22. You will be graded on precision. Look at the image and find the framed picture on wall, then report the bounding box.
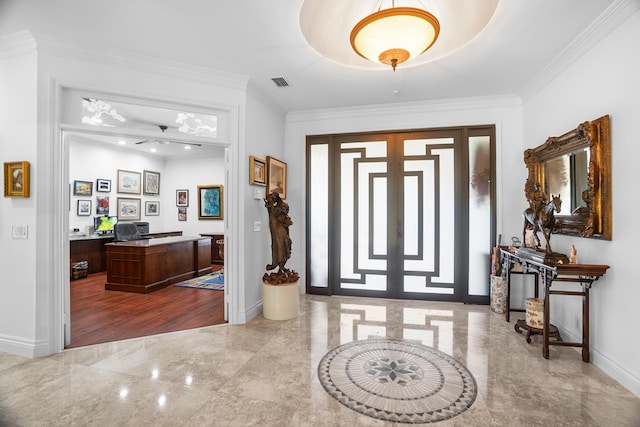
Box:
[249,156,266,186]
[77,200,91,216]
[73,180,93,196]
[143,170,160,195]
[4,161,30,198]
[96,178,111,193]
[117,197,141,220]
[178,207,187,221]
[198,185,223,220]
[96,195,109,215]
[176,189,189,207]
[145,201,160,216]
[266,156,286,199]
[117,170,141,194]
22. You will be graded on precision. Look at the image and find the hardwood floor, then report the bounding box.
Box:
[66,266,225,349]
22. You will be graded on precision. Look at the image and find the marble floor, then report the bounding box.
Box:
[1,294,639,426]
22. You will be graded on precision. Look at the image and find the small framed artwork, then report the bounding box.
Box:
[96,195,110,215]
[4,161,30,198]
[176,189,189,207]
[266,156,287,199]
[117,169,141,194]
[145,201,160,216]
[143,170,161,196]
[178,207,187,221]
[117,197,141,221]
[198,185,223,220]
[249,156,266,186]
[77,199,92,216]
[96,178,111,193]
[73,180,93,196]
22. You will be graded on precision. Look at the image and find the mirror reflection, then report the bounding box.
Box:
[544,147,590,214]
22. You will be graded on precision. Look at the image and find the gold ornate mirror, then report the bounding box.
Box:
[524,115,611,240]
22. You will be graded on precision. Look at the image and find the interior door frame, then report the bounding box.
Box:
[306,125,496,303]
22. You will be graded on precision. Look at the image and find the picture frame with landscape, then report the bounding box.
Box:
[117,170,141,194]
[198,185,223,220]
[266,156,286,199]
[117,197,141,221]
[73,180,93,196]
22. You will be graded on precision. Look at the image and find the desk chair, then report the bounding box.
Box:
[114,222,141,242]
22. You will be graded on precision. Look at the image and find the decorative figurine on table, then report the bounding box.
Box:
[520,186,569,264]
[569,245,578,264]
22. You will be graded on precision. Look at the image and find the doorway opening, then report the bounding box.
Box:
[60,92,232,349]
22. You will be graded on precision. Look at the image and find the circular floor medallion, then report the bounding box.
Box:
[318,339,477,424]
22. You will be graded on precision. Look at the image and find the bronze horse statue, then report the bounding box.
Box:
[522,194,561,253]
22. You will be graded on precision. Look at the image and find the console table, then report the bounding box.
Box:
[105,236,211,293]
[500,248,609,362]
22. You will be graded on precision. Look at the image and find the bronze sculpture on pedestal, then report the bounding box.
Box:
[263,191,299,284]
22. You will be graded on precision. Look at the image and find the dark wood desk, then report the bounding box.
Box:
[70,231,183,275]
[105,236,211,293]
[501,248,609,362]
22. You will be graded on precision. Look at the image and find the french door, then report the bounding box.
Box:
[306,126,495,303]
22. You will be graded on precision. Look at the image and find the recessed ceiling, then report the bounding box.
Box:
[300,0,500,70]
[0,0,624,111]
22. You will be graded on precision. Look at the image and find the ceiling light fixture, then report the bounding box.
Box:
[350,1,440,71]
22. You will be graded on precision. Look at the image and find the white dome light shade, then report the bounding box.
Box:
[350,8,440,71]
[300,0,500,70]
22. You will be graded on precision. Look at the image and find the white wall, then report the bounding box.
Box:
[521,9,640,396]
[242,81,287,319]
[163,156,226,236]
[0,43,39,357]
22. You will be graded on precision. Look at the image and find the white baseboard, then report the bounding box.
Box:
[0,333,49,358]
[557,325,640,398]
[242,300,263,324]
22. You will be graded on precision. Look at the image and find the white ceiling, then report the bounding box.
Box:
[0,0,621,115]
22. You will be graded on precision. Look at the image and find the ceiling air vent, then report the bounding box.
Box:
[271,77,290,87]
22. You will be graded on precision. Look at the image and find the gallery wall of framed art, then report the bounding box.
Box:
[68,139,227,236]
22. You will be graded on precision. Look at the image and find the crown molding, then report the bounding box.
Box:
[286,94,521,123]
[1,30,249,92]
[0,30,37,59]
[519,0,639,103]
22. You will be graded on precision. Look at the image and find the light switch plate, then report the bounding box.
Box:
[12,224,28,239]
[254,189,263,200]
[254,221,261,232]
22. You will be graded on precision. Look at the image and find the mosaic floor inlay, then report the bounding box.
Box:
[317,338,477,424]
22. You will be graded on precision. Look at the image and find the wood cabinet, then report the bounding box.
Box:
[200,233,224,264]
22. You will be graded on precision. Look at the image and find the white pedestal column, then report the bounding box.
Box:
[262,280,299,320]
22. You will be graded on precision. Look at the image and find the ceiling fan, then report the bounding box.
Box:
[135,125,202,147]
